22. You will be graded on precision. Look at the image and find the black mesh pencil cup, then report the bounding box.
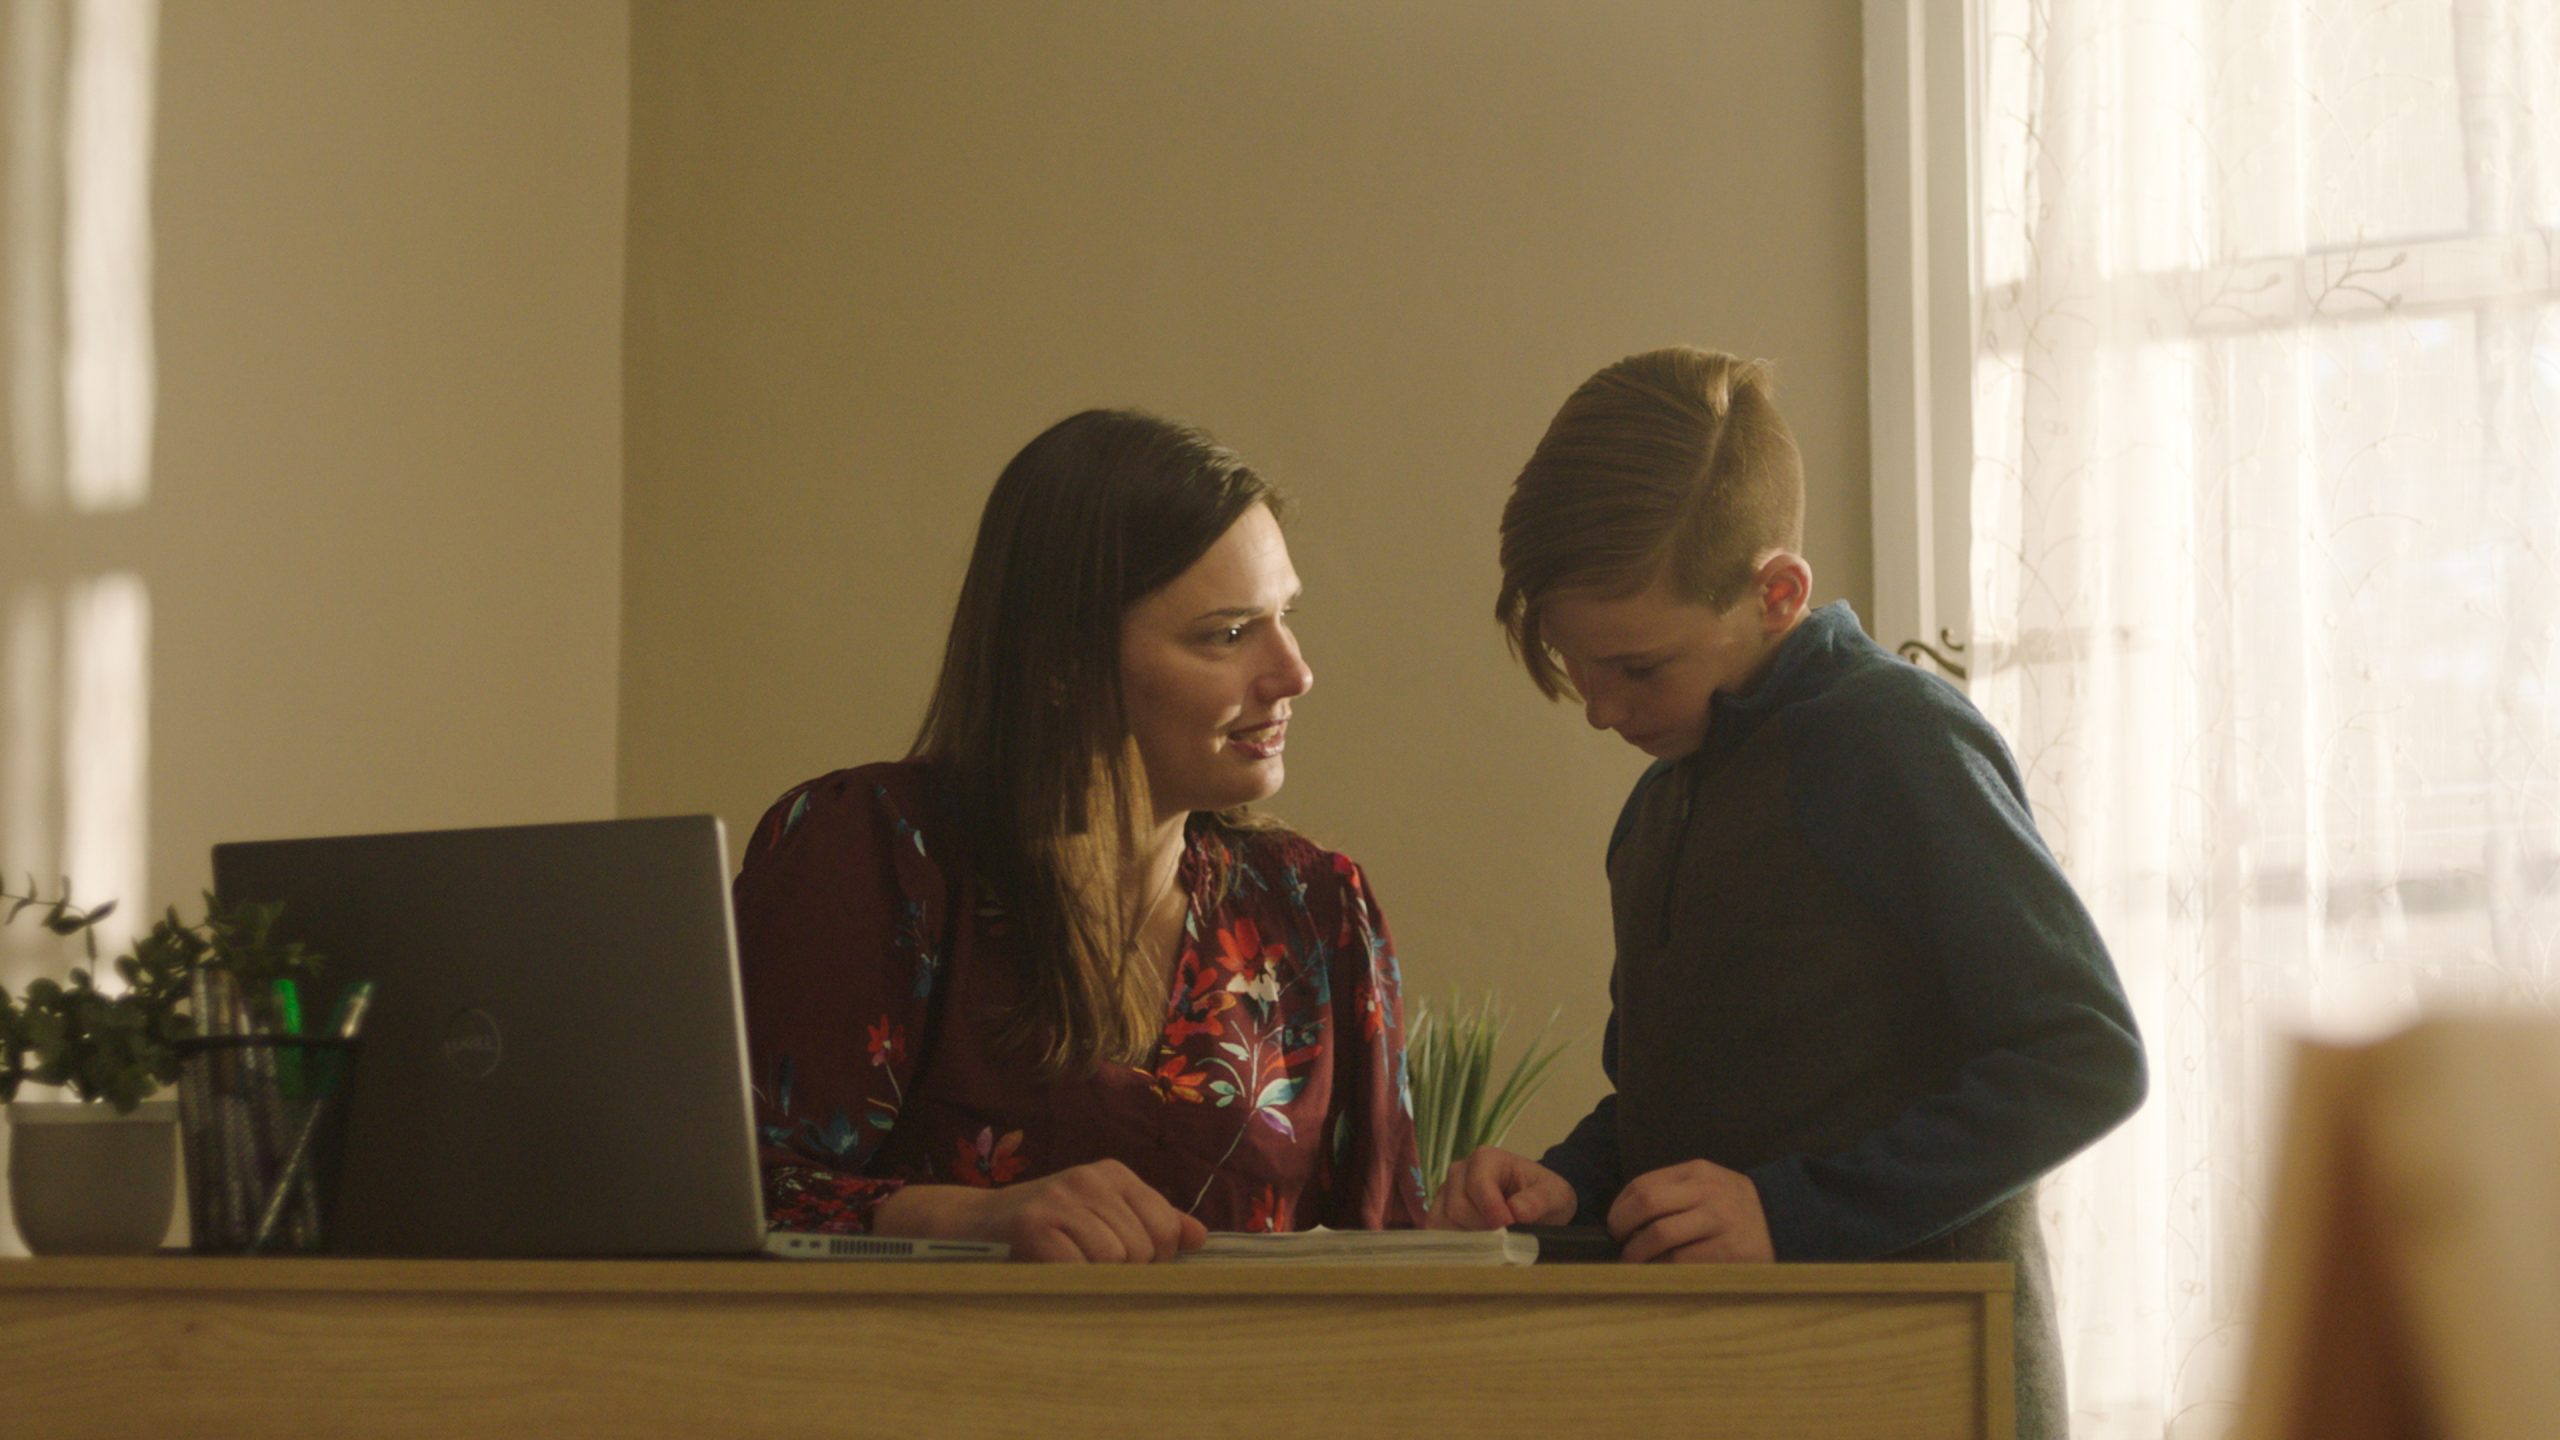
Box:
[174,1033,360,1254]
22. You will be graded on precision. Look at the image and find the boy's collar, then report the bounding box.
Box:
[1713,601,1865,716]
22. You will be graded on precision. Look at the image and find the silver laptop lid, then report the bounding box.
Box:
[211,815,764,1257]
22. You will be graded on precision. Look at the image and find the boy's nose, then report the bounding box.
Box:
[1583,690,1626,732]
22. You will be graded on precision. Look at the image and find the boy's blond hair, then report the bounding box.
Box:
[1495,346,1806,699]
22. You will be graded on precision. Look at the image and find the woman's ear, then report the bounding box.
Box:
[1753,552,1813,631]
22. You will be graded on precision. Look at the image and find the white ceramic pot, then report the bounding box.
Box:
[5,1098,179,1255]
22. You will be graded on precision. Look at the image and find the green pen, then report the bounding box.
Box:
[272,978,305,1098]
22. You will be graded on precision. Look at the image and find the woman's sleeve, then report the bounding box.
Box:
[1313,854,1427,1229]
[732,773,948,1234]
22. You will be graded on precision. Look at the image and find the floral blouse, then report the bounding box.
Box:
[736,761,1426,1235]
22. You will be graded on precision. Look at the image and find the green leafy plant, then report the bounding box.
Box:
[1,876,325,1112]
[1408,988,1571,1208]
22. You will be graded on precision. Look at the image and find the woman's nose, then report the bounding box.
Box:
[1259,626,1314,702]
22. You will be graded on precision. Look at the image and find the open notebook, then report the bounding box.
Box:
[1184,1225,1535,1265]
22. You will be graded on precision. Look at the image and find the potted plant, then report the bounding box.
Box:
[1,876,323,1254]
[1407,988,1572,1210]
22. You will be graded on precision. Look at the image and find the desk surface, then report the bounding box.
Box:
[0,1258,2015,1439]
[0,1252,2012,1294]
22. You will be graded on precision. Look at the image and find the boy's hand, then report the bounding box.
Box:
[1607,1158,1775,1263]
[1424,1145,1578,1230]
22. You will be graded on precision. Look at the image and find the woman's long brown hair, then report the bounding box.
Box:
[912,409,1280,1076]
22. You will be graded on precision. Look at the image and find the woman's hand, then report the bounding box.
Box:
[874,1161,1208,1263]
[1424,1144,1578,1229]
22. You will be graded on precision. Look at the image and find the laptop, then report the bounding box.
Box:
[210,816,1005,1260]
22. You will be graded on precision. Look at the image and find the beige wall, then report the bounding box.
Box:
[1,0,631,921]
[146,0,630,852]
[621,1,1870,1149]
[0,1,627,1246]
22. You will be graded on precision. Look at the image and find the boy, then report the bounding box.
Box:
[1433,347,2145,1438]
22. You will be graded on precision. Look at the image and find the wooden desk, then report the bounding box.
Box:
[0,1257,2013,1438]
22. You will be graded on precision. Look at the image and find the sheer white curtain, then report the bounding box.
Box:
[1962,1,2560,1435]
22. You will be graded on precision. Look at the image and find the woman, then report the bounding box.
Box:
[738,409,1425,1262]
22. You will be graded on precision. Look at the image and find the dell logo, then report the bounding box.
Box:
[443,1008,504,1078]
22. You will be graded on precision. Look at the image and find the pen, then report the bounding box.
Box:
[179,963,219,1246]
[272,978,305,1099]
[209,971,256,1247]
[248,981,374,1253]
[314,981,372,1097]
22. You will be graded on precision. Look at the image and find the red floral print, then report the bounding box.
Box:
[1247,1184,1294,1234]
[954,1127,1028,1187]
[865,1016,907,1069]
[1147,1053,1210,1104]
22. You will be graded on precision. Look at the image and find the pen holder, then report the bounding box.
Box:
[173,1034,360,1254]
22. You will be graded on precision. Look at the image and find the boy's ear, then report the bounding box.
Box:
[1753,552,1813,632]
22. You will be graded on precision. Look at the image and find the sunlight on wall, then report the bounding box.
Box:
[5,0,62,511]
[3,0,158,974]
[0,0,162,1260]
[2,589,55,947]
[60,0,150,510]
[59,575,145,953]
[0,580,147,961]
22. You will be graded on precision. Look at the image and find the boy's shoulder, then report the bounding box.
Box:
[1781,639,2024,808]
[1747,604,1986,745]
[1793,633,1987,742]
